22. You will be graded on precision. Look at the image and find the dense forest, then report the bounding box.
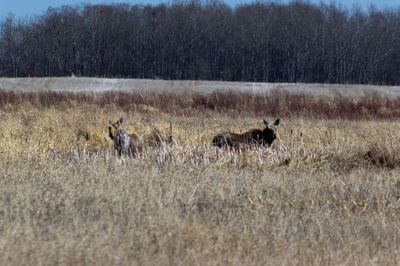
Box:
[0,0,399,84]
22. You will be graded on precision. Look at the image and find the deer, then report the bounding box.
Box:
[212,118,280,149]
[108,117,143,157]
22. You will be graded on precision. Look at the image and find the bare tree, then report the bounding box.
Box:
[0,0,399,85]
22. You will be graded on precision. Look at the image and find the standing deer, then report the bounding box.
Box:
[108,117,143,156]
[212,118,280,149]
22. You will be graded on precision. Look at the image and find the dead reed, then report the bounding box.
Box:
[2,89,400,119]
[1,90,400,265]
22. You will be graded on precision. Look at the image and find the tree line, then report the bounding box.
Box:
[1,0,399,85]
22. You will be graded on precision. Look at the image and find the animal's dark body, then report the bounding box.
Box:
[212,119,280,149]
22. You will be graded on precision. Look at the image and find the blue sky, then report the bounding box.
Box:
[1,0,399,19]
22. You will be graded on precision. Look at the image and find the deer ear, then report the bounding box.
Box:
[108,120,112,126]
[118,117,123,125]
[263,119,269,127]
[273,118,280,126]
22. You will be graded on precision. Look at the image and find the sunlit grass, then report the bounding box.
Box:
[1,91,400,265]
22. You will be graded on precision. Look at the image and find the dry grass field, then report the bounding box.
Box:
[1,89,400,265]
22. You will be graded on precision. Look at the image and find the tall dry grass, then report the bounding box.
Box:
[1,90,400,265]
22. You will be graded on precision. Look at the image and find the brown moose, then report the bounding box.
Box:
[212,118,280,149]
[108,117,143,156]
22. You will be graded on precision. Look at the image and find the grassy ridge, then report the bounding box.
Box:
[1,90,400,265]
[2,89,400,119]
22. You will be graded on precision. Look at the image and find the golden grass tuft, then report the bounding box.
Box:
[141,122,173,147]
[76,126,112,153]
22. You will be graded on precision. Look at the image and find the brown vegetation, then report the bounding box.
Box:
[3,89,400,120]
[1,89,400,265]
[148,122,173,147]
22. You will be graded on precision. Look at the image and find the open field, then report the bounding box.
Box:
[1,89,400,265]
[2,77,400,97]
